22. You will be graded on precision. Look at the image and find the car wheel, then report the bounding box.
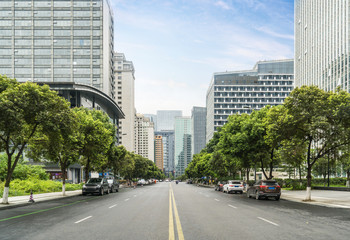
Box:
[82,193,86,196]
[116,188,119,192]
[255,191,260,200]
[240,191,243,194]
[100,188,104,196]
[107,188,110,194]
[275,196,280,201]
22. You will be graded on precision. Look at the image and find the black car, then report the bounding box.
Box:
[82,178,110,195]
[107,179,119,193]
[246,180,281,200]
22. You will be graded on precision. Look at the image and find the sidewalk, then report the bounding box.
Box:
[281,190,350,209]
[0,190,82,210]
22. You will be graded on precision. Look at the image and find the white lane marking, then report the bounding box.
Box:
[133,195,137,197]
[228,204,237,209]
[75,216,92,224]
[125,198,130,201]
[257,217,279,226]
[214,199,220,202]
[205,195,209,197]
[109,204,117,209]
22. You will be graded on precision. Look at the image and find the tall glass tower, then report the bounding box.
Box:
[295,0,350,91]
[174,117,192,177]
[156,110,182,131]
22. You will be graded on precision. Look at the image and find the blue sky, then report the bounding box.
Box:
[110,0,294,116]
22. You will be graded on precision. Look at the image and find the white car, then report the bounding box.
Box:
[223,180,244,194]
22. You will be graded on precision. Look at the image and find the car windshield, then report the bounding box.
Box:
[87,178,102,184]
[262,181,277,186]
[231,181,241,184]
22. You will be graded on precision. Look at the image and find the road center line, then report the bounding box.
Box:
[169,188,175,240]
[257,217,279,226]
[134,195,137,197]
[228,204,237,209]
[171,188,185,240]
[109,204,117,209]
[75,216,92,224]
[125,198,130,201]
[214,199,220,202]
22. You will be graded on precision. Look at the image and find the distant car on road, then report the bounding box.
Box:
[187,179,193,184]
[246,180,281,200]
[223,180,244,194]
[107,179,119,193]
[138,179,146,185]
[215,181,226,191]
[82,178,110,196]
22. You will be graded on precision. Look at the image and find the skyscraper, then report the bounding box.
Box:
[206,59,294,142]
[191,107,207,155]
[295,0,349,91]
[114,53,135,152]
[156,110,182,131]
[174,117,192,177]
[135,114,155,162]
[155,130,175,177]
[154,135,164,171]
[0,0,123,123]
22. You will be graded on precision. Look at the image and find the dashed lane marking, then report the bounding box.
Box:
[214,199,220,202]
[228,204,237,209]
[125,198,130,202]
[75,216,92,224]
[257,217,279,226]
[109,204,117,209]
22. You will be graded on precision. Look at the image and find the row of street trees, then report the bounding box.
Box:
[186,86,350,200]
[0,75,164,204]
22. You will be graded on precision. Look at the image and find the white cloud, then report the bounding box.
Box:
[255,26,294,40]
[215,1,233,10]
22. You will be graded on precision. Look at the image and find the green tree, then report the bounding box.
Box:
[73,108,114,182]
[27,107,80,195]
[268,86,350,200]
[0,80,72,204]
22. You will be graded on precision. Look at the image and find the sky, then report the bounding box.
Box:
[110,0,295,116]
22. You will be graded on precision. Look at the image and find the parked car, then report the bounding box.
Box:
[82,178,110,196]
[215,181,226,191]
[223,180,244,194]
[246,180,281,200]
[107,179,119,193]
[138,179,146,185]
[187,179,193,184]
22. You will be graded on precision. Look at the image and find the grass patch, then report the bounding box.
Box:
[0,178,83,197]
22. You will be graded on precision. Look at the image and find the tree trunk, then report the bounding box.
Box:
[260,158,268,180]
[246,168,250,191]
[2,187,9,204]
[305,165,312,201]
[346,169,350,188]
[84,159,90,182]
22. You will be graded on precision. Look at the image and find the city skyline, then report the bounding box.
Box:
[112,0,294,115]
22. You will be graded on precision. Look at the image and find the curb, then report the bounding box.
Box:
[0,192,82,211]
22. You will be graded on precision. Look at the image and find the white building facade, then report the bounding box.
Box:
[206,60,294,142]
[114,52,135,152]
[135,114,155,162]
[295,0,350,91]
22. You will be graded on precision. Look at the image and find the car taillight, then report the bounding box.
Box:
[259,185,266,189]
[276,185,281,188]
[229,185,233,187]
[240,185,243,187]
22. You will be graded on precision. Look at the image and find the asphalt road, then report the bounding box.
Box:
[0,183,350,240]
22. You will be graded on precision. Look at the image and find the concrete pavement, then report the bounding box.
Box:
[2,187,350,210]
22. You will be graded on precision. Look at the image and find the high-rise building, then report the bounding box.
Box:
[0,0,123,121]
[206,59,294,142]
[114,53,135,152]
[135,114,155,162]
[156,110,182,131]
[155,130,175,177]
[154,135,164,171]
[174,117,192,177]
[191,107,207,155]
[295,0,349,91]
[144,114,157,132]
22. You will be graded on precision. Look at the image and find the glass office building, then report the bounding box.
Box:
[155,131,175,177]
[191,107,206,155]
[156,110,182,131]
[0,0,115,99]
[206,59,294,142]
[295,0,350,91]
[174,117,192,177]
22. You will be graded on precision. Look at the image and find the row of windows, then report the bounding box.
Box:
[0,49,102,55]
[214,100,282,107]
[0,29,102,36]
[214,86,293,91]
[214,92,289,97]
[1,1,102,8]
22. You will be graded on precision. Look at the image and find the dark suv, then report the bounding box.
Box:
[82,178,110,196]
[246,180,281,200]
